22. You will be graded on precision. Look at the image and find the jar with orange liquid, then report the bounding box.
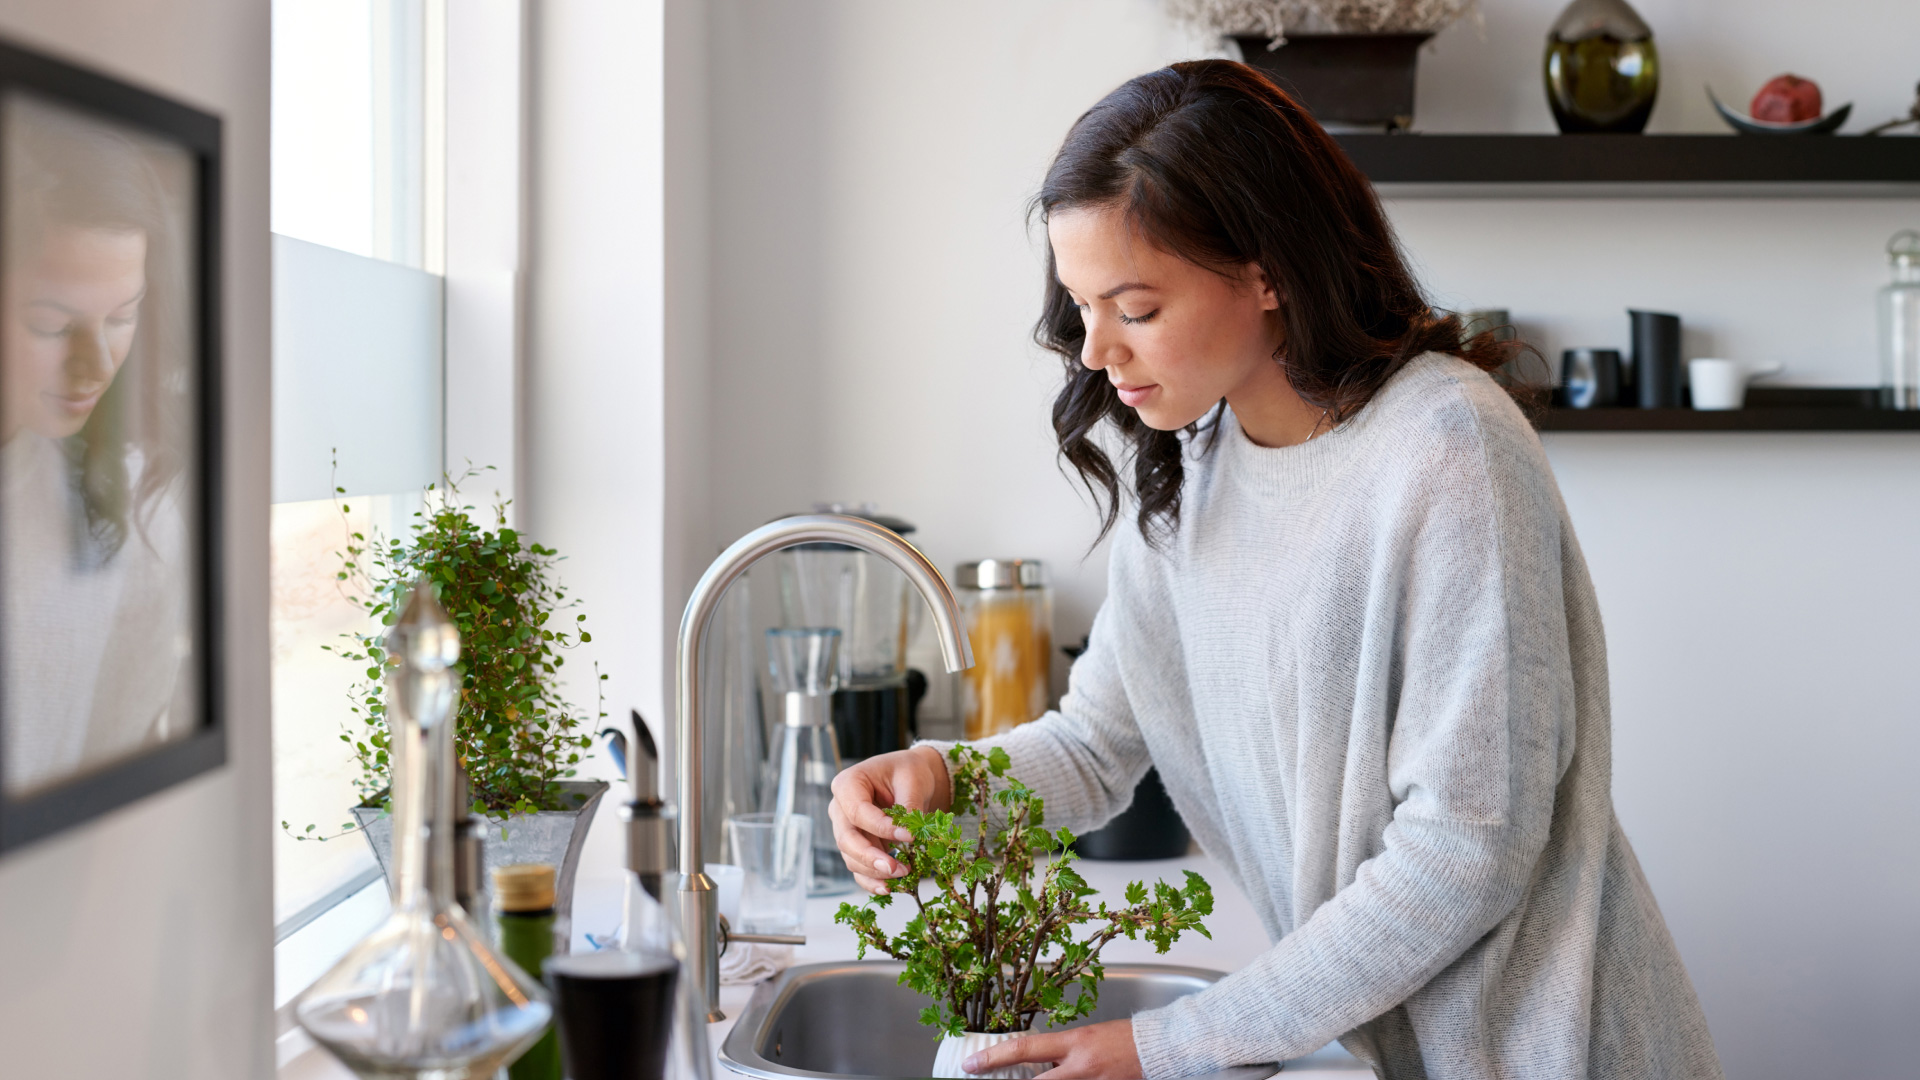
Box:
[954,559,1052,740]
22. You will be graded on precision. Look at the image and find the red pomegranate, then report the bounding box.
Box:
[1750,74,1823,123]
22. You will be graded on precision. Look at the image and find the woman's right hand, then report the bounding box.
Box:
[828,743,953,895]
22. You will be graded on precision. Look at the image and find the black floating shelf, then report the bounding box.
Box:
[1332,134,1920,197]
[1539,387,1920,431]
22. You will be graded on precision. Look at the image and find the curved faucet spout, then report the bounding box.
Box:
[674,513,973,1018]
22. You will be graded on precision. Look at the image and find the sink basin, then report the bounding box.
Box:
[718,961,1278,1079]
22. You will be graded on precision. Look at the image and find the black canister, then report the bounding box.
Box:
[1630,309,1683,408]
[1073,768,1191,861]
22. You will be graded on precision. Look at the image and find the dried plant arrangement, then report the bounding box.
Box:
[835,745,1214,1037]
[1166,0,1477,39]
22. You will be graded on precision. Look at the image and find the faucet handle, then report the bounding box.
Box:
[766,627,841,696]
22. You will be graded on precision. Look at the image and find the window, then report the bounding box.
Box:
[270,5,524,1043]
[269,0,445,953]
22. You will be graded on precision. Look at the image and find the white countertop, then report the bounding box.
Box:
[284,852,1369,1078]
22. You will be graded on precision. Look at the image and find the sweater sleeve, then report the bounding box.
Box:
[918,596,1154,836]
[1131,406,1577,1074]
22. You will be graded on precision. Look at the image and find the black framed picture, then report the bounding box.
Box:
[0,39,223,853]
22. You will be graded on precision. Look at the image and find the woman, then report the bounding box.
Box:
[1,96,196,796]
[829,62,1722,1079]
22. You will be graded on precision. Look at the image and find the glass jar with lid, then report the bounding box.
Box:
[1880,229,1920,409]
[954,559,1052,740]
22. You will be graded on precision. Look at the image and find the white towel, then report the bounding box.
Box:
[719,940,792,985]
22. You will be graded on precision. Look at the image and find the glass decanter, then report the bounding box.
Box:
[762,627,854,895]
[296,583,552,1079]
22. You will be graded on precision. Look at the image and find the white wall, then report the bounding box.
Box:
[524,0,668,887]
[0,4,274,1079]
[524,0,720,889]
[1545,434,1920,1080]
[699,1,1920,1077]
[705,0,1220,688]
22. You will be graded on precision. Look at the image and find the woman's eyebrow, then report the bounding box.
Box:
[1098,282,1152,300]
[26,285,147,316]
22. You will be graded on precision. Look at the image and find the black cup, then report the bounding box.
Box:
[1562,349,1622,408]
[545,950,679,1080]
[1629,310,1683,408]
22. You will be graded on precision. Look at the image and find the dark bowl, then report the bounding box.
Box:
[1708,87,1851,135]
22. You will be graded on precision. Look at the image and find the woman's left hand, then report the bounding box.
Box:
[962,1019,1141,1079]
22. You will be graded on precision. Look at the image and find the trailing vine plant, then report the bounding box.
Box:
[281,466,602,841]
[835,745,1213,1037]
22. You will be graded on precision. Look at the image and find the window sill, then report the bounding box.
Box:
[273,870,390,1073]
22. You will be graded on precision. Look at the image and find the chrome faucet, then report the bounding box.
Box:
[674,514,974,1021]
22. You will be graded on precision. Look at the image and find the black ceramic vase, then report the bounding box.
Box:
[1074,769,1190,861]
[1544,0,1659,133]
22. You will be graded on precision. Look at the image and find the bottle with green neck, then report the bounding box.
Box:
[495,863,563,1080]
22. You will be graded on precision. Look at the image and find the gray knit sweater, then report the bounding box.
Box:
[941,355,1722,1079]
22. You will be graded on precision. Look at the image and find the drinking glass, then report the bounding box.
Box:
[726,812,811,933]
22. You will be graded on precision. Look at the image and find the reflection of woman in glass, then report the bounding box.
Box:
[2,98,196,795]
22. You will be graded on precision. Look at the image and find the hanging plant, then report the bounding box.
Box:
[835,745,1213,1037]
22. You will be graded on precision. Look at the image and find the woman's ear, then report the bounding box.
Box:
[1248,262,1283,311]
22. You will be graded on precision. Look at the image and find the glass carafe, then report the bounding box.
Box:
[296,584,551,1079]
[612,872,708,1080]
[777,504,919,761]
[762,627,855,895]
[1880,229,1920,409]
[698,577,763,864]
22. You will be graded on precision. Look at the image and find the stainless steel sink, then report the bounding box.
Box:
[718,961,1279,1079]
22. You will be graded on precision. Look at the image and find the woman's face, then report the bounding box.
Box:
[2,224,147,442]
[1048,203,1284,432]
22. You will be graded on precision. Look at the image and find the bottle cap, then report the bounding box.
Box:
[492,863,556,912]
[955,558,1046,590]
[1890,229,1920,269]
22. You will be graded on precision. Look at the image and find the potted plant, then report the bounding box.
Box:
[835,746,1213,1079]
[1166,0,1479,131]
[286,470,606,919]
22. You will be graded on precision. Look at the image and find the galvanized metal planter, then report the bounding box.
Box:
[353,779,609,922]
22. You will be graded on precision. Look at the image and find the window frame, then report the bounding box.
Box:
[269,0,524,983]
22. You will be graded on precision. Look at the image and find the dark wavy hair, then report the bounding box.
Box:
[1034,60,1526,544]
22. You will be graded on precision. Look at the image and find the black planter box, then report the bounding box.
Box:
[1234,33,1432,130]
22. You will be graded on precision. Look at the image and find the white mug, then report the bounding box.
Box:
[1688,358,1783,410]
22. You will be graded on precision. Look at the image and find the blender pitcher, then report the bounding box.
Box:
[775,504,924,762]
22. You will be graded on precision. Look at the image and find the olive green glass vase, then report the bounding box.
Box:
[1544,0,1658,133]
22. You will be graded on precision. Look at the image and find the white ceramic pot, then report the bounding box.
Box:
[930,1030,1051,1079]
[1688,358,1784,410]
